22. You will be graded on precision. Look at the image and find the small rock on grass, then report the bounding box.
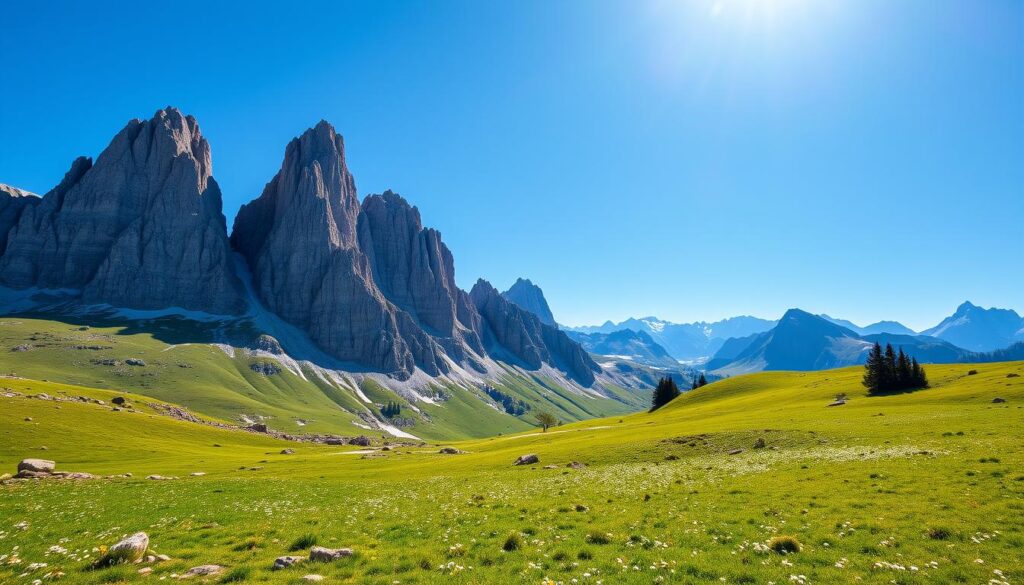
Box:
[309,546,353,562]
[513,453,539,466]
[302,576,325,582]
[728,448,743,455]
[95,532,149,567]
[273,555,304,570]
[181,565,223,578]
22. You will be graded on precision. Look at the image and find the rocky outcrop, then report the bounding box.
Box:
[471,279,599,385]
[358,191,485,363]
[502,277,557,327]
[0,108,245,314]
[0,184,39,255]
[231,121,425,378]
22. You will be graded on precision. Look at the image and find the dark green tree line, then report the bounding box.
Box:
[650,376,681,411]
[863,342,928,394]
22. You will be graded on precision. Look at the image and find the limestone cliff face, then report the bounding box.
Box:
[0,108,244,314]
[471,279,599,386]
[231,121,422,377]
[2,110,600,385]
[358,190,485,364]
[0,184,39,255]
[502,277,557,327]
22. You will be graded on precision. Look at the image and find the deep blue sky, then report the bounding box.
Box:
[2,1,1021,330]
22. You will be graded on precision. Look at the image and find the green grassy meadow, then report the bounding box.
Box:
[0,316,645,442]
[1,360,1022,583]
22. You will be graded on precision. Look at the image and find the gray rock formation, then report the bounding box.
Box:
[0,184,39,255]
[231,121,426,378]
[471,279,599,385]
[0,108,245,314]
[502,277,557,327]
[358,190,485,364]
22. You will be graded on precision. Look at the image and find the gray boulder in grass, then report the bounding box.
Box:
[17,459,55,473]
[309,546,353,562]
[513,453,539,466]
[96,532,149,566]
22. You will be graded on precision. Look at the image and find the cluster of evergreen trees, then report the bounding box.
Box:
[862,343,928,394]
[691,373,708,390]
[650,376,681,411]
[380,401,402,418]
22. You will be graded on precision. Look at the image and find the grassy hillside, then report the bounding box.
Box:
[0,315,647,441]
[1,361,1021,583]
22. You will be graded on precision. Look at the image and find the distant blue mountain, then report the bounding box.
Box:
[711,309,970,376]
[566,329,679,368]
[819,315,916,336]
[565,315,776,361]
[921,301,1024,352]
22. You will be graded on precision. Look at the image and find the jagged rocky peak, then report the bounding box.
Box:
[471,278,599,386]
[232,122,457,379]
[358,190,485,360]
[233,120,360,257]
[0,184,40,255]
[0,107,245,314]
[502,277,557,327]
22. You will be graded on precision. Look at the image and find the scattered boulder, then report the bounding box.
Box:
[302,576,325,582]
[992,397,1007,403]
[309,546,353,562]
[11,344,32,352]
[325,438,345,445]
[58,472,94,480]
[18,459,55,473]
[181,565,223,578]
[753,437,767,449]
[513,453,539,466]
[543,464,559,469]
[349,435,371,447]
[138,567,152,575]
[439,447,464,454]
[827,400,846,407]
[665,454,679,461]
[728,449,743,455]
[95,532,149,567]
[273,555,304,570]
[24,416,32,422]
[146,475,178,481]
[112,396,126,405]
[190,472,206,477]
[125,358,146,366]
[567,461,586,469]
[248,423,269,433]
[281,448,295,455]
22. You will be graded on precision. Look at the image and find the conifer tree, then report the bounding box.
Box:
[896,348,912,387]
[863,342,883,391]
[697,373,708,387]
[651,376,681,411]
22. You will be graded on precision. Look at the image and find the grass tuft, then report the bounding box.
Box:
[768,535,802,554]
[502,532,523,552]
[289,533,318,551]
[220,566,251,583]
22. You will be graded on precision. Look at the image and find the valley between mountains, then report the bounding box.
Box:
[1,109,1022,585]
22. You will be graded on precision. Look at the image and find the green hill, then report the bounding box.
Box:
[1,361,1021,583]
[0,315,647,442]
